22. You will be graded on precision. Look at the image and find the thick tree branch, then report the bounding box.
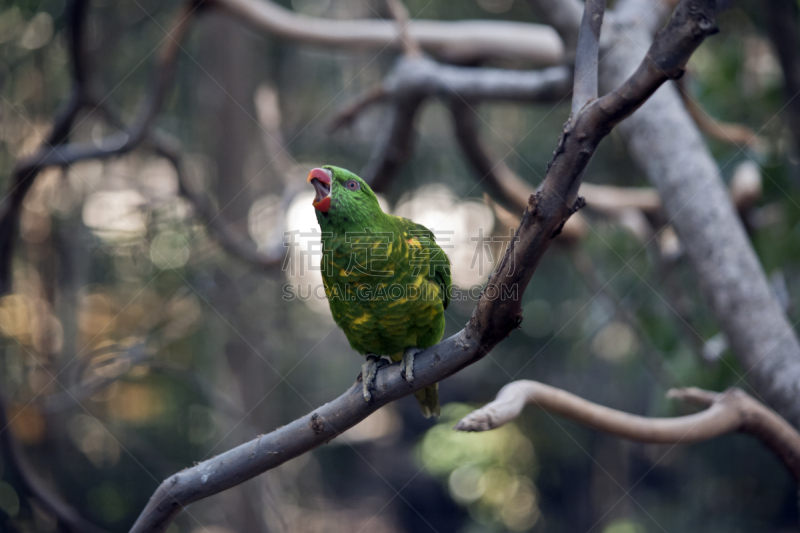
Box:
[211,0,563,65]
[597,0,800,427]
[455,381,800,481]
[130,1,721,530]
[330,57,573,127]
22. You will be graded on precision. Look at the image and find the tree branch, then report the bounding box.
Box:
[449,98,588,242]
[0,391,108,533]
[598,0,800,428]
[130,1,721,530]
[3,0,283,275]
[331,57,573,124]
[149,129,287,268]
[358,93,424,191]
[0,3,106,531]
[38,344,149,414]
[449,103,754,221]
[17,3,193,171]
[210,0,563,65]
[572,0,606,113]
[331,55,573,190]
[676,77,764,151]
[385,0,421,58]
[455,381,800,481]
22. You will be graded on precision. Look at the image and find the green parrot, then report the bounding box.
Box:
[307,166,451,417]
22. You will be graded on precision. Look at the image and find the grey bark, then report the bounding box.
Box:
[600,16,800,427]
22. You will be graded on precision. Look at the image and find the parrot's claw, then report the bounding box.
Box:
[402,348,421,383]
[362,354,380,402]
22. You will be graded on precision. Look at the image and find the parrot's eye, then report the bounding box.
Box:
[345,180,361,191]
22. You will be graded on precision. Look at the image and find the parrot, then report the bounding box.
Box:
[307,165,451,417]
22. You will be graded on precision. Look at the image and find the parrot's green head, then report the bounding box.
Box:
[307,166,383,229]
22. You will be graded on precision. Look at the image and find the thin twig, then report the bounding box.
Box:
[572,0,606,113]
[151,129,286,268]
[385,0,421,58]
[327,86,388,133]
[676,77,764,151]
[38,344,150,414]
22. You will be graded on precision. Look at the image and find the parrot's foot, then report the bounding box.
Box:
[402,348,421,383]
[362,354,380,402]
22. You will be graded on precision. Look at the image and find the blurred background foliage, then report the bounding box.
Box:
[0,0,799,531]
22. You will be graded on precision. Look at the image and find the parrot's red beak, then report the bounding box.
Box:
[307,168,332,213]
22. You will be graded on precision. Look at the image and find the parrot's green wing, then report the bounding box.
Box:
[404,220,452,310]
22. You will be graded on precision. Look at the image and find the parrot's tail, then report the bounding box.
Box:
[414,383,440,418]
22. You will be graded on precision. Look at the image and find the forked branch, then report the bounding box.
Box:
[332,55,572,189]
[455,381,800,481]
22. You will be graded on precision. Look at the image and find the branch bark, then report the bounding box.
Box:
[130,1,721,530]
[455,381,800,481]
[211,0,563,65]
